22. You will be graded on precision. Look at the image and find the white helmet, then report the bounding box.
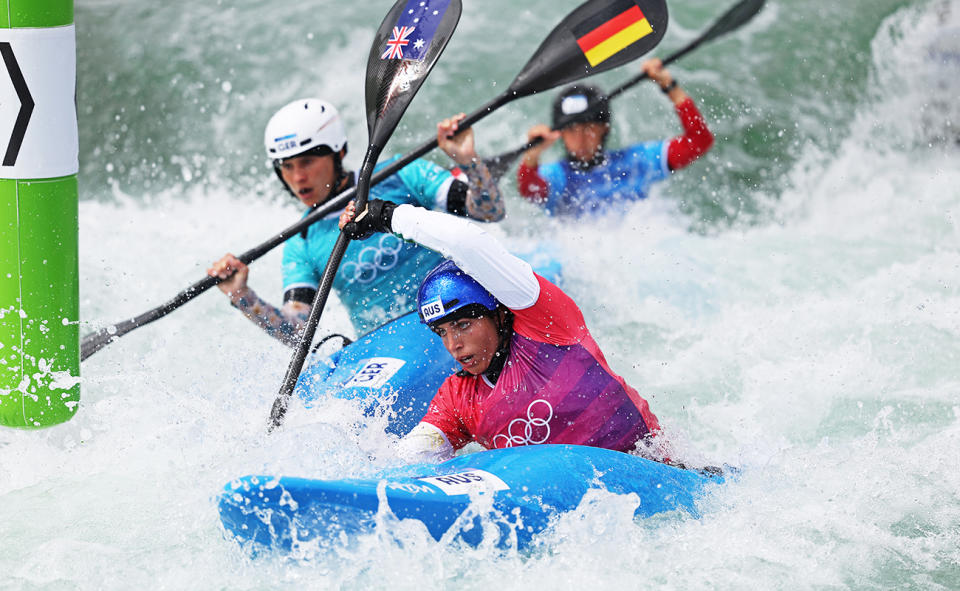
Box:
[263,98,348,161]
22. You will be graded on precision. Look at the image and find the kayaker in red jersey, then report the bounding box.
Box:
[517,58,714,217]
[339,200,665,464]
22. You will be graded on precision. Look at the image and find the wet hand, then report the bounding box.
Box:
[641,58,673,90]
[522,124,559,166]
[338,200,358,231]
[208,253,249,296]
[437,113,477,166]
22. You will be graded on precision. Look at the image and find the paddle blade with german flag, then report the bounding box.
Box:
[508,0,668,99]
[575,2,656,67]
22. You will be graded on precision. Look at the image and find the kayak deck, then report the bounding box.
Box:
[219,444,724,554]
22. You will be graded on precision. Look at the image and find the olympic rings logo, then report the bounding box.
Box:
[341,234,404,284]
[493,399,554,448]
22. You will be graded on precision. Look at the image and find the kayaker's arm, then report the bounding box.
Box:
[460,159,504,221]
[207,253,310,347]
[341,201,539,308]
[517,161,550,202]
[437,113,505,222]
[391,204,540,309]
[641,59,714,171]
[665,97,714,170]
[228,288,310,348]
[517,123,560,202]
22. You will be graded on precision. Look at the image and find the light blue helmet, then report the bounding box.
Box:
[417,260,498,325]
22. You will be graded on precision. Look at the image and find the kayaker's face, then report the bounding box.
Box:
[561,122,608,162]
[432,315,500,375]
[279,152,339,208]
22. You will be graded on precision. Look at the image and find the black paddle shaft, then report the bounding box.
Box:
[79,191,354,361]
[79,120,447,363]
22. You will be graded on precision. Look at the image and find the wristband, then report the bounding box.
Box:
[660,79,678,94]
[343,199,397,240]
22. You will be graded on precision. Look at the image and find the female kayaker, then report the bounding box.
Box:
[339,199,665,463]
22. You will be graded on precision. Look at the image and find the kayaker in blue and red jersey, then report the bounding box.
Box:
[339,200,664,463]
[517,58,714,218]
[207,99,504,343]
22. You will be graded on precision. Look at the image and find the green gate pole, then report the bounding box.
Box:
[0,0,80,428]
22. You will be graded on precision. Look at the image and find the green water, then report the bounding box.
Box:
[75,0,913,224]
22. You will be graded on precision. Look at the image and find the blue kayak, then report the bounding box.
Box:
[296,311,455,436]
[219,252,725,554]
[218,444,723,554]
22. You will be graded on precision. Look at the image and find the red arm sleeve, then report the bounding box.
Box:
[666,97,714,171]
[517,162,550,202]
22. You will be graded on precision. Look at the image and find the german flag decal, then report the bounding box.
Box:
[574,1,654,67]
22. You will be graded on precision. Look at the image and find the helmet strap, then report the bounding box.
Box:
[331,152,349,193]
[483,307,514,384]
[273,163,296,197]
[568,147,608,171]
[565,126,610,171]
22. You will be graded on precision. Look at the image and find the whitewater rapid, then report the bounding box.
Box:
[2,0,959,589]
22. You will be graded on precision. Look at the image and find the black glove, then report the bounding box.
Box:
[342,199,397,240]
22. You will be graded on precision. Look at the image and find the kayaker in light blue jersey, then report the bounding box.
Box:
[208,98,504,343]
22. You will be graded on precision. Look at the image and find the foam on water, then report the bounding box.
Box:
[3,0,960,589]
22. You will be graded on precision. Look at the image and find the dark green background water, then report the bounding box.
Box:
[77,0,916,226]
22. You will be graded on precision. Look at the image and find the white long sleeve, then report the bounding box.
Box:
[391,204,540,309]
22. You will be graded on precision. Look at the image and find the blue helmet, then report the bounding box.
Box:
[417,260,498,325]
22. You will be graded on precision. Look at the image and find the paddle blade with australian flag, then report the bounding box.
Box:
[508,0,668,99]
[364,0,462,147]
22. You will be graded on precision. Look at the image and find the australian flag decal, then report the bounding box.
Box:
[381,0,451,61]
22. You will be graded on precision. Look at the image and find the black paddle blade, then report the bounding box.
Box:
[508,0,668,99]
[655,0,765,68]
[484,144,527,181]
[269,0,461,432]
[364,0,462,148]
[700,0,765,45]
